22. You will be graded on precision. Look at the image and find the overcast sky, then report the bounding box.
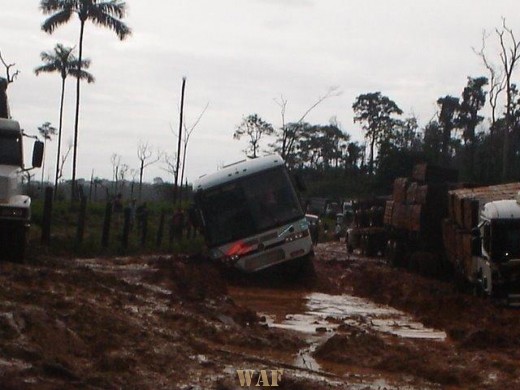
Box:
[2,1,520,184]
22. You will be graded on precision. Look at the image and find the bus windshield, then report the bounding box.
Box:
[0,132,23,166]
[199,166,303,246]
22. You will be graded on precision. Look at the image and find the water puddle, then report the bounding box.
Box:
[231,286,446,383]
[271,292,447,340]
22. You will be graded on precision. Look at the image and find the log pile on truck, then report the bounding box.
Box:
[384,163,458,275]
[345,198,387,256]
[442,183,520,303]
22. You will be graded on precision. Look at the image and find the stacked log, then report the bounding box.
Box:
[442,182,520,275]
[385,164,455,242]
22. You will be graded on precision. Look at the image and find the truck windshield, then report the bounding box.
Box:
[491,220,520,259]
[199,167,303,246]
[0,132,23,166]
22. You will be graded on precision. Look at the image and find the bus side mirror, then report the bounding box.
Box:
[32,141,44,168]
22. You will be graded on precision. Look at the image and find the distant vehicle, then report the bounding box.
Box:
[342,200,354,224]
[192,154,313,273]
[305,213,320,245]
[325,201,341,218]
[334,213,345,240]
[0,117,43,262]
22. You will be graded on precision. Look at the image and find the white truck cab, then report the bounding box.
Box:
[0,117,43,262]
[474,199,520,304]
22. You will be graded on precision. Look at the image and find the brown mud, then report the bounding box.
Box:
[0,242,518,389]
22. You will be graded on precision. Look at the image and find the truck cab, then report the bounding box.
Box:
[475,199,520,303]
[0,118,43,262]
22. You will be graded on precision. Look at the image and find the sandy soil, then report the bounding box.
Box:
[0,242,518,389]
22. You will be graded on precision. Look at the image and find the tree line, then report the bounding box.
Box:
[233,19,520,195]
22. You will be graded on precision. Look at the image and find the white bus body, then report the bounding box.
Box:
[192,154,313,272]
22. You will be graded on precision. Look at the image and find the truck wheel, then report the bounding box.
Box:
[360,235,368,256]
[386,240,397,266]
[9,227,26,263]
[284,252,316,281]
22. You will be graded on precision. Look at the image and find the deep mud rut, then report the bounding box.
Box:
[0,242,519,389]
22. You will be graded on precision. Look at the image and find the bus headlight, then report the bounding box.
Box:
[284,229,309,242]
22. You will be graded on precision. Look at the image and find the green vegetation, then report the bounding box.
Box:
[28,200,204,259]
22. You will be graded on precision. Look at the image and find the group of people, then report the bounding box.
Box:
[112,193,149,234]
[110,193,196,244]
[169,207,197,243]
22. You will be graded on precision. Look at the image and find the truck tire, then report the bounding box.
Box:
[386,239,397,266]
[11,226,27,263]
[287,253,316,282]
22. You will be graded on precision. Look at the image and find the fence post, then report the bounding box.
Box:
[122,207,131,249]
[141,212,148,247]
[41,187,53,245]
[101,201,112,248]
[75,193,87,246]
[156,210,165,248]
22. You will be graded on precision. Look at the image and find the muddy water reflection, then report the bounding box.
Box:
[230,287,446,373]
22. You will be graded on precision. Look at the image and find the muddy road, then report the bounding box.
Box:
[0,242,519,389]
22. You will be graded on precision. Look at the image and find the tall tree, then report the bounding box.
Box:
[40,0,131,199]
[34,43,94,198]
[233,114,274,158]
[137,142,160,201]
[395,115,422,152]
[496,19,520,180]
[0,50,20,118]
[436,95,460,165]
[423,120,443,165]
[458,76,488,177]
[179,102,208,203]
[37,121,57,189]
[352,92,402,175]
[298,122,349,170]
[272,87,340,165]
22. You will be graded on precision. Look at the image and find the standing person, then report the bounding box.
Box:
[136,202,148,235]
[113,193,123,230]
[129,198,137,230]
[170,208,185,244]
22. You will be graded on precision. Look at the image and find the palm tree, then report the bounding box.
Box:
[35,43,94,198]
[37,121,57,190]
[40,0,131,200]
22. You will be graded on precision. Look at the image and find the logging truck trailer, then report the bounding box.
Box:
[443,183,520,304]
[384,165,456,276]
[0,118,43,262]
[346,198,387,257]
[192,154,313,273]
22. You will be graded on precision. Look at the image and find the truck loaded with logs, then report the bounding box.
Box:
[383,163,520,304]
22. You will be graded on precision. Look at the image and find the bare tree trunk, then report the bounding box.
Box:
[173,77,186,206]
[71,21,86,202]
[55,77,66,199]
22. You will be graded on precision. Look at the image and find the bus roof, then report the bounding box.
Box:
[193,154,285,191]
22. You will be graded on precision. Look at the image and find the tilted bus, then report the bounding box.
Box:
[192,154,313,272]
